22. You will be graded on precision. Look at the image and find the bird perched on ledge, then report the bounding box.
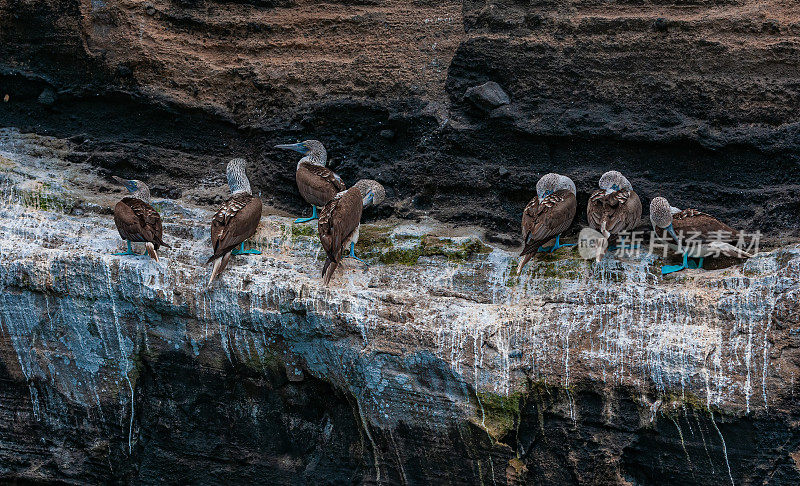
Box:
[586,170,642,261]
[650,196,752,274]
[112,176,170,261]
[207,158,263,286]
[318,179,385,285]
[517,173,577,274]
[275,139,346,224]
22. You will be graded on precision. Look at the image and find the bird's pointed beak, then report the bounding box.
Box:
[112,176,136,192]
[275,143,309,154]
[666,224,679,243]
[363,191,374,207]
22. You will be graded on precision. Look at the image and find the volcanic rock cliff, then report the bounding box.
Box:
[2,0,799,238]
[2,0,800,484]
[2,128,800,484]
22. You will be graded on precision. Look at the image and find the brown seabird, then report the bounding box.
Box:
[275,140,346,223]
[586,170,642,260]
[517,173,577,273]
[112,177,170,261]
[318,179,386,285]
[207,158,263,286]
[649,196,753,274]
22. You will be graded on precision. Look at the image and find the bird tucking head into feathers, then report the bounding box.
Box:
[353,179,386,208]
[598,170,632,194]
[112,176,151,202]
[535,173,562,200]
[226,158,252,195]
[556,175,576,196]
[275,139,328,166]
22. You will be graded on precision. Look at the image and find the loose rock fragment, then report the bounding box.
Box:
[465,81,510,111]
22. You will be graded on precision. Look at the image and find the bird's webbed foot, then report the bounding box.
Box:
[113,241,137,256]
[661,253,689,275]
[345,242,369,267]
[231,242,262,256]
[294,206,318,224]
[538,235,574,253]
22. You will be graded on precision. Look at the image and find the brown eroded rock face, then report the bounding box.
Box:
[1,0,799,240]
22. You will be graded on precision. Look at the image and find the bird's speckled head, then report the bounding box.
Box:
[558,175,576,195]
[599,170,632,193]
[275,139,328,166]
[112,176,151,202]
[226,158,252,195]
[536,173,562,199]
[354,179,386,208]
[649,197,674,229]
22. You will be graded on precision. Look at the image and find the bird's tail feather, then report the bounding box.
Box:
[709,241,753,259]
[321,259,331,279]
[323,261,338,285]
[208,258,222,287]
[208,252,231,287]
[516,254,532,274]
[155,236,171,249]
[145,242,159,262]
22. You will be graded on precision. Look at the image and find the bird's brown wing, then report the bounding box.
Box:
[114,197,168,248]
[296,163,347,208]
[604,190,642,235]
[673,209,738,242]
[586,190,605,231]
[318,187,363,264]
[208,193,263,262]
[520,189,577,256]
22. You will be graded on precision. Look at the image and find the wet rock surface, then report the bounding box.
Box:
[1,130,800,483]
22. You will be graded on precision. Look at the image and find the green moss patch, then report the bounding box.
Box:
[291,223,316,238]
[531,258,585,280]
[17,183,77,213]
[477,391,523,443]
[356,228,493,266]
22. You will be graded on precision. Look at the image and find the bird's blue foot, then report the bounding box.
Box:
[231,242,261,256]
[538,235,573,253]
[294,206,318,224]
[686,257,704,269]
[346,242,368,266]
[661,254,689,275]
[113,241,136,256]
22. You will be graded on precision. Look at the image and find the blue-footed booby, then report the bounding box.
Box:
[586,170,642,260]
[207,158,263,286]
[275,140,346,223]
[112,176,170,261]
[318,179,386,285]
[517,173,577,273]
[650,196,752,275]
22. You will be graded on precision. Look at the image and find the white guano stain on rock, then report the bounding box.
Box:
[0,128,799,445]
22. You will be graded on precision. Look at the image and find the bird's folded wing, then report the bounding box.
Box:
[297,164,347,205]
[586,190,605,230]
[210,194,262,257]
[114,199,151,242]
[319,188,363,263]
[605,190,642,235]
[521,190,576,256]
